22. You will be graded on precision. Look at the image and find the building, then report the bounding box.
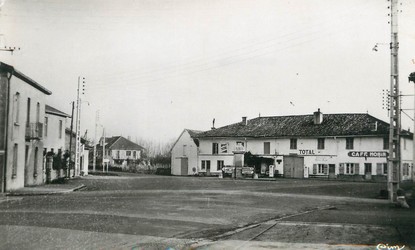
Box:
[65,128,89,176]
[171,129,202,176]
[96,136,144,170]
[0,62,52,192]
[43,105,70,181]
[194,110,413,182]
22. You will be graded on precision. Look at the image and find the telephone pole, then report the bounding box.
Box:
[387,0,400,203]
[75,76,86,177]
[93,110,99,172]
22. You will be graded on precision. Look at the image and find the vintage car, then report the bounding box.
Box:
[241,166,255,177]
[222,165,234,177]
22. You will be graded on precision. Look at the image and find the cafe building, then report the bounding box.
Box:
[194,109,413,182]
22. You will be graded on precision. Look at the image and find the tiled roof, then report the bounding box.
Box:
[196,113,394,138]
[104,136,145,151]
[46,105,70,117]
[186,129,203,138]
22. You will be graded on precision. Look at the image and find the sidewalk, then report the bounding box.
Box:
[5,182,86,196]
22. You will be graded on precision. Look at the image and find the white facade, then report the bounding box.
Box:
[197,136,413,181]
[171,129,199,175]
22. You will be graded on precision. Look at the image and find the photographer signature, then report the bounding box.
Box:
[377,243,405,250]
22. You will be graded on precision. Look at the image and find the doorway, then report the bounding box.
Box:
[364,163,372,180]
[328,164,336,179]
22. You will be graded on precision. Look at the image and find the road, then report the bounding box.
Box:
[0,174,413,250]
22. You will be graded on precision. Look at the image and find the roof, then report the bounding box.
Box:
[196,113,401,138]
[101,136,145,151]
[170,129,203,152]
[45,105,70,117]
[0,62,52,95]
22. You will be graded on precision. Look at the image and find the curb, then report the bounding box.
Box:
[5,184,86,196]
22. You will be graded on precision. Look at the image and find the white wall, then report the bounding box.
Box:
[43,113,66,153]
[171,130,199,175]
[6,76,47,190]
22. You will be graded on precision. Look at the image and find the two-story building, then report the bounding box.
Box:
[0,62,52,192]
[96,136,144,169]
[170,129,202,176]
[194,109,413,182]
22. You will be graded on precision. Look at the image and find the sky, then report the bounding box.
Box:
[0,0,414,144]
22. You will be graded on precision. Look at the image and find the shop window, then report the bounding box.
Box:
[345,163,358,175]
[290,139,297,150]
[346,138,354,150]
[313,164,328,175]
[317,138,325,150]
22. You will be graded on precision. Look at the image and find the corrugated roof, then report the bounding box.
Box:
[0,62,52,95]
[196,113,394,138]
[45,105,70,117]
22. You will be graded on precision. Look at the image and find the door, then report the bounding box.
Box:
[328,164,336,179]
[180,158,188,176]
[283,156,304,178]
[364,163,372,180]
[206,161,211,176]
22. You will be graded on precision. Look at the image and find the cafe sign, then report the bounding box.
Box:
[348,151,388,158]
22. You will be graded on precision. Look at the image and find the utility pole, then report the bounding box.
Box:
[409,72,415,182]
[388,0,400,203]
[102,128,106,172]
[93,110,99,172]
[75,76,86,177]
[68,101,75,178]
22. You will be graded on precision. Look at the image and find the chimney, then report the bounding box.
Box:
[242,116,247,125]
[313,108,323,125]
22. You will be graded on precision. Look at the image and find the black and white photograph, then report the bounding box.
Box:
[0,0,414,249]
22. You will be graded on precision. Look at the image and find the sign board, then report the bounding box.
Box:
[103,159,110,163]
[347,151,388,158]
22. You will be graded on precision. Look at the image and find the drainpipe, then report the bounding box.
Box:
[2,72,12,192]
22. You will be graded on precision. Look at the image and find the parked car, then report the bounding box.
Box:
[222,165,234,177]
[242,166,255,177]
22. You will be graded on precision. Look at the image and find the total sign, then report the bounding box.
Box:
[348,151,388,158]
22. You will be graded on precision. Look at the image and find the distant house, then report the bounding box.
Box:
[96,136,145,169]
[194,109,413,182]
[0,62,52,192]
[171,129,202,176]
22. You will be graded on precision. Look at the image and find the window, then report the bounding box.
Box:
[317,138,325,150]
[264,142,270,154]
[183,145,187,156]
[12,144,18,177]
[44,117,48,137]
[36,102,40,123]
[126,151,131,156]
[34,147,38,177]
[403,163,410,176]
[212,143,218,154]
[364,163,372,174]
[13,92,20,123]
[383,138,389,150]
[58,120,63,139]
[290,139,297,150]
[201,160,210,170]
[383,163,388,175]
[26,98,31,125]
[313,164,328,175]
[25,145,29,165]
[117,150,120,159]
[345,163,357,175]
[346,138,354,150]
[220,143,228,153]
[217,160,224,171]
[133,151,136,158]
[236,141,245,151]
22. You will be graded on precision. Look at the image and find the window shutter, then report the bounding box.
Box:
[323,165,328,175]
[313,164,317,174]
[354,164,359,175]
[339,163,344,174]
[376,163,382,175]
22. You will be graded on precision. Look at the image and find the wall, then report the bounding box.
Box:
[198,135,413,181]
[171,130,199,175]
[6,75,47,191]
[43,113,67,154]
